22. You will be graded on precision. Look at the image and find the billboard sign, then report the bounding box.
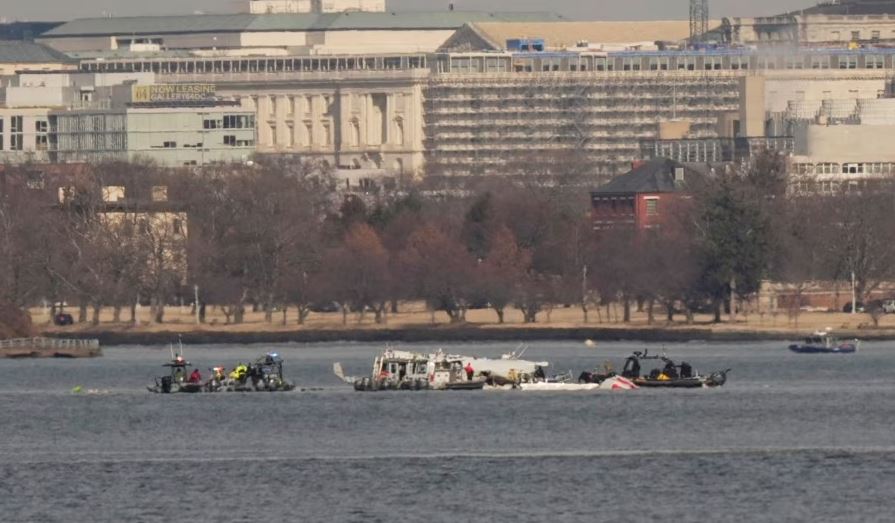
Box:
[132,84,216,103]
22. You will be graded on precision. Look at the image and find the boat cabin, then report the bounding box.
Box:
[804,332,838,348]
[371,350,430,384]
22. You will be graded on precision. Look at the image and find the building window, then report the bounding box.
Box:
[730,56,749,70]
[645,198,659,216]
[203,119,221,129]
[794,163,814,175]
[851,31,860,41]
[223,115,255,129]
[784,56,803,69]
[102,186,126,203]
[838,56,857,69]
[349,119,360,147]
[872,30,881,42]
[704,57,722,70]
[224,135,236,146]
[677,56,696,70]
[172,218,184,236]
[648,57,669,71]
[865,55,884,69]
[152,186,169,202]
[810,56,830,69]
[394,117,405,146]
[817,162,840,174]
[842,163,864,175]
[35,120,48,151]
[10,116,23,151]
[163,141,177,148]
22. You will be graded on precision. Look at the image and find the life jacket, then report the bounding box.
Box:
[229,365,248,380]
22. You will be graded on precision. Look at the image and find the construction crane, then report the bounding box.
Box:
[689,0,709,43]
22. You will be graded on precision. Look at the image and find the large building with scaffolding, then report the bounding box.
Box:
[13,4,895,185]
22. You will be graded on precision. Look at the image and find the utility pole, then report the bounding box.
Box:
[851,271,857,315]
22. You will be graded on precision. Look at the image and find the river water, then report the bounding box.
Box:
[2,340,894,522]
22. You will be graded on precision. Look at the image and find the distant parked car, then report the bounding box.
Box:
[309,302,340,313]
[53,312,74,326]
[842,302,865,313]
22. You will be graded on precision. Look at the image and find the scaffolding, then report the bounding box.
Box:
[690,0,710,42]
[423,71,741,180]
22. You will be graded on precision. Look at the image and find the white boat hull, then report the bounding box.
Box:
[492,376,639,392]
[518,382,601,392]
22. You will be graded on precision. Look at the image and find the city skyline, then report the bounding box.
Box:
[2,0,818,22]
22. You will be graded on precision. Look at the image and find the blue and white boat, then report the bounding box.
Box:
[789,331,859,354]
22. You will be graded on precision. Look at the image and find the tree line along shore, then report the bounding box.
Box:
[3,153,895,339]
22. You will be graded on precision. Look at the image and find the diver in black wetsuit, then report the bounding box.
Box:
[622,356,641,379]
[663,360,679,379]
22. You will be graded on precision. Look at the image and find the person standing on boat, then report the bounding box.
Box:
[662,359,679,379]
[464,362,475,381]
[188,368,202,384]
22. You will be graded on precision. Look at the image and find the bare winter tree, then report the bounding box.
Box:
[399,223,476,323]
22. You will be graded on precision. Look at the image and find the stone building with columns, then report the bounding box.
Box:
[233,69,426,175]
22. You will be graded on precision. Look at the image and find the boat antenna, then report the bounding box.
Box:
[178,335,184,359]
[169,342,176,360]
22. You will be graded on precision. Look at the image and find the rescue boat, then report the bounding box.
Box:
[788,331,859,354]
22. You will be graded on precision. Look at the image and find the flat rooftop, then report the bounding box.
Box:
[0,40,76,63]
[42,11,566,38]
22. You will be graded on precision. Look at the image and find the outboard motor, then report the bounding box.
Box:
[160,376,173,394]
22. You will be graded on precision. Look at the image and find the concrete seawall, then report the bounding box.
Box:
[41,326,895,346]
[1,337,102,358]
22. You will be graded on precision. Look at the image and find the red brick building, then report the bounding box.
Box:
[591,159,700,230]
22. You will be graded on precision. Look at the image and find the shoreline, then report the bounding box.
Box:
[39,325,895,346]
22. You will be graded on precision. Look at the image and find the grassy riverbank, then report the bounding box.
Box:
[30,302,895,345]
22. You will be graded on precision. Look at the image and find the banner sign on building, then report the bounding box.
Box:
[132,84,216,103]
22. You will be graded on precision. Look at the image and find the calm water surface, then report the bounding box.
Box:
[2,340,895,522]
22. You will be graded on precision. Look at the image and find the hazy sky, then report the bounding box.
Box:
[0,0,820,22]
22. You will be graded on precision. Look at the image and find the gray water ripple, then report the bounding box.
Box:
[3,340,895,521]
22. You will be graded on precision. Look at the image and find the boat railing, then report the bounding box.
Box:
[0,337,100,350]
